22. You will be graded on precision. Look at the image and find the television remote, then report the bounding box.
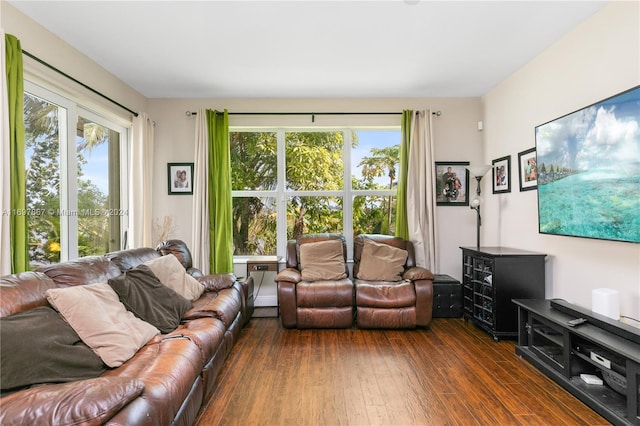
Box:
[567,318,587,327]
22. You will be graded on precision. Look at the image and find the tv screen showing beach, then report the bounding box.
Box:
[535,86,640,244]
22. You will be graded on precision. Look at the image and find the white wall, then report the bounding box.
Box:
[1,2,147,121]
[147,97,484,278]
[482,1,640,319]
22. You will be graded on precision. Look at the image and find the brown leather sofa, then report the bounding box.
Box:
[0,240,253,426]
[353,234,434,329]
[276,234,354,329]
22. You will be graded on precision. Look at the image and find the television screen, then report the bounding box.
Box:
[535,86,640,243]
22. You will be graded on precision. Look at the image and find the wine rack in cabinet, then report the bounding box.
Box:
[461,247,546,341]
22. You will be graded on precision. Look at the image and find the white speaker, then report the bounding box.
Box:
[592,288,620,320]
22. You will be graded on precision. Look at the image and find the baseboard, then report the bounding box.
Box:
[252,307,279,318]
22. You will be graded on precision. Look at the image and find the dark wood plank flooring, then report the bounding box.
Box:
[196,317,609,425]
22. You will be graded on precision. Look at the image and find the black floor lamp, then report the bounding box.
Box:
[466,165,492,249]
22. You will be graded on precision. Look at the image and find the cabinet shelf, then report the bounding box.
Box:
[533,326,564,347]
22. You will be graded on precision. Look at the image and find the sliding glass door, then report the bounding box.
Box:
[23,82,128,268]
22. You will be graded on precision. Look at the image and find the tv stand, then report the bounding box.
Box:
[513,299,640,425]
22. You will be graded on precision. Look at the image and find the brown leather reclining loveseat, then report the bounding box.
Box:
[276,233,434,330]
[0,240,253,426]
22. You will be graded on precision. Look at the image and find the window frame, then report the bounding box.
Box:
[230,126,400,260]
[24,81,130,263]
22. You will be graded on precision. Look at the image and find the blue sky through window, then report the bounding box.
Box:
[352,129,401,187]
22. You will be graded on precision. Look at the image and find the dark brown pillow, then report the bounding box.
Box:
[108,264,192,334]
[0,306,106,391]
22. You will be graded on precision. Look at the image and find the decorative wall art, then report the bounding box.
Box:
[492,156,511,194]
[435,161,470,206]
[168,163,194,195]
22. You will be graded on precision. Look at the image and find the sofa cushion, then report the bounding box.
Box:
[0,306,106,391]
[46,283,159,368]
[0,271,58,318]
[184,288,242,328]
[37,256,122,287]
[355,280,416,308]
[100,336,204,425]
[195,273,237,292]
[357,239,408,282]
[0,377,144,426]
[105,247,160,272]
[143,254,204,301]
[299,239,347,281]
[108,265,192,334]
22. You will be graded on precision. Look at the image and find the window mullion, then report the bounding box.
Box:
[343,130,353,260]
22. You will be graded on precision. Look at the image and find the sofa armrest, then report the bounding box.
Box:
[403,266,434,282]
[414,279,434,327]
[187,267,204,277]
[0,377,144,426]
[277,280,297,328]
[275,268,302,284]
[195,273,236,292]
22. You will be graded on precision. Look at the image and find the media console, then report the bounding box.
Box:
[513,299,640,425]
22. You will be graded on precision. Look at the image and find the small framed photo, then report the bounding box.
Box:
[492,155,511,194]
[435,161,470,206]
[168,163,194,195]
[518,148,538,191]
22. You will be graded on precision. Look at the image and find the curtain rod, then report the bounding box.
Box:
[22,50,139,117]
[186,110,441,122]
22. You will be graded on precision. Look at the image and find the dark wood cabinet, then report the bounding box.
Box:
[460,247,546,340]
[514,299,640,425]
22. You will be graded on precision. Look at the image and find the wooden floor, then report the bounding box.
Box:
[196,317,609,426]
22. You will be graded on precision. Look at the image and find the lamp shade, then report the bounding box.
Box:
[466,165,492,178]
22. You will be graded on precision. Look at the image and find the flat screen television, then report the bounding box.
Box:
[535,85,640,244]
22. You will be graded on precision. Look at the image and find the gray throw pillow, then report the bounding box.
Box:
[108,264,192,334]
[0,306,106,391]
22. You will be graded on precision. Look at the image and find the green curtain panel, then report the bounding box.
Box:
[5,34,28,273]
[395,110,412,240]
[206,109,233,274]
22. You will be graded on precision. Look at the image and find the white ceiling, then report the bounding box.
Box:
[9,0,608,99]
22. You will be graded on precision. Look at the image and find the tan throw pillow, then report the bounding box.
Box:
[143,254,204,301]
[46,283,160,368]
[299,239,347,281]
[357,239,408,281]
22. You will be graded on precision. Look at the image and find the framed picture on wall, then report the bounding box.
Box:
[435,161,470,206]
[518,147,538,191]
[492,155,511,194]
[168,163,194,195]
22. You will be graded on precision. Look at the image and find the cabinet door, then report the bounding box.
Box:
[629,362,639,424]
[462,253,474,316]
[472,256,494,327]
[529,314,568,375]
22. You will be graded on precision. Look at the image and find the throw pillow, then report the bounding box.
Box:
[357,239,408,281]
[0,306,106,391]
[108,264,192,334]
[299,239,347,281]
[143,254,205,301]
[0,377,144,425]
[46,283,160,368]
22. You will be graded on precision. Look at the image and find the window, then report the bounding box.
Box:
[230,127,400,258]
[23,82,129,268]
